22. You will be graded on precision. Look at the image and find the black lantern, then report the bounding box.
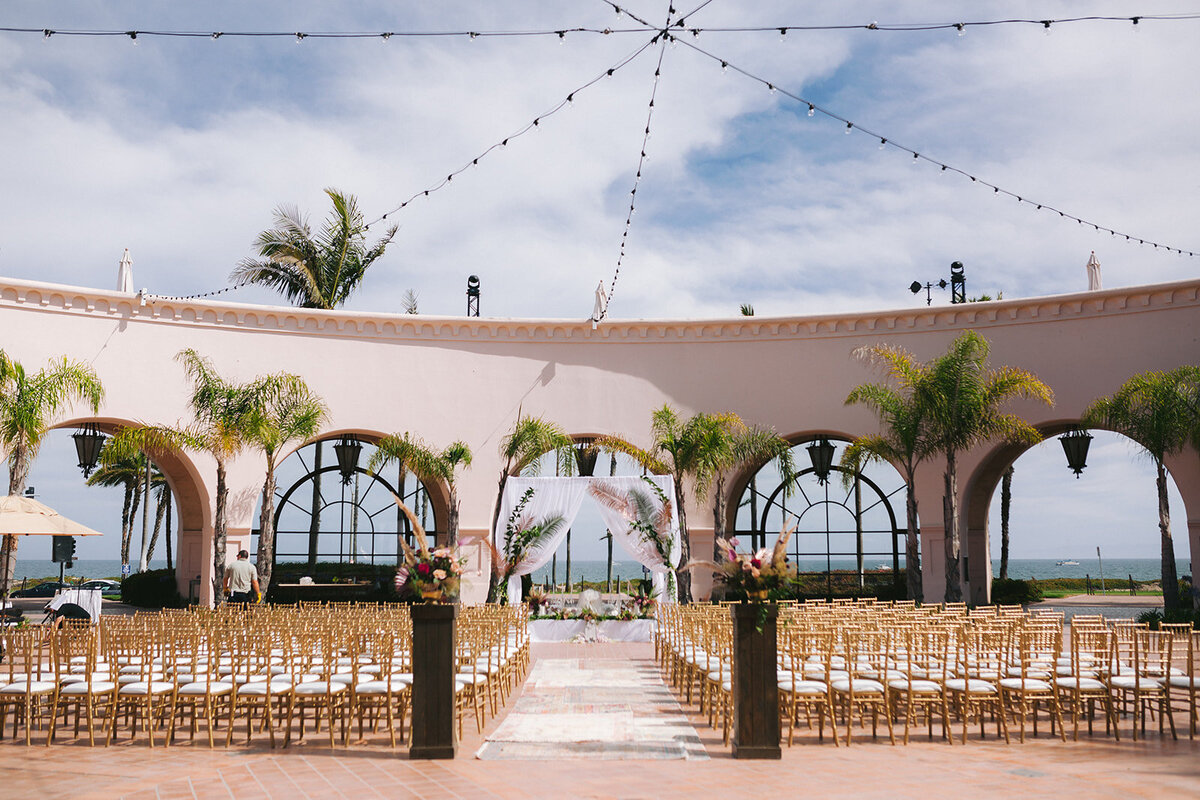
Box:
[807,437,836,484]
[72,423,105,478]
[333,436,361,485]
[1060,429,1093,478]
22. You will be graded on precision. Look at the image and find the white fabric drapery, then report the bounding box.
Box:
[493,475,680,603]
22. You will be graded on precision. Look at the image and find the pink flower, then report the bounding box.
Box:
[729,537,740,548]
[433,569,447,581]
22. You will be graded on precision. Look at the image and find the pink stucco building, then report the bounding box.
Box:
[3,274,1198,605]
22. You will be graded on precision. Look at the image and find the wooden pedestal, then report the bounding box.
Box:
[409,602,458,759]
[730,602,781,759]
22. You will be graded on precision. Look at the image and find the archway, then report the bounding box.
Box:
[16,418,209,598]
[965,422,1192,605]
[250,434,449,581]
[732,436,909,598]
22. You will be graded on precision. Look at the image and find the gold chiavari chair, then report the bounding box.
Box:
[48,626,116,746]
[777,625,838,746]
[0,627,57,744]
[887,625,953,745]
[1164,626,1198,739]
[831,627,895,745]
[1110,628,1176,741]
[1056,624,1118,740]
[945,622,1009,744]
[999,623,1067,743]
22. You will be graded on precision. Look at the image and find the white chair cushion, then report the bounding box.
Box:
[888,679,941,693]
[60,681,117,695]
[999,677,1052,692]
[1168,675,1200,689]
[294,681,348,695]
[945,678,997,693]
[238,680,292,696]
[1057,676,1106,691]
[120,681,175,695]
[354,679,410,694]
[1110,675,1162,690]
[177,681,233,695]
[0,681,57,694]
[831,678,885,694]
[779,680,828,695]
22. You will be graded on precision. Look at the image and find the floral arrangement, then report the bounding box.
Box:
[526,585,548,615]
[391,492,465,603]
[630,593,657,619]
[688,521,797,602]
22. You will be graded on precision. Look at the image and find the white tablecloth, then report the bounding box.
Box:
[48,588,103,621]
[528,619,656,643]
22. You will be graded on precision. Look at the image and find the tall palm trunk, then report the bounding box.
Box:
[148,486,169,563]
[487,471,510,603]
[942,449,963,603]
[256,457,279,591]
[137,456,152,572]
[999,465,1013,580]
[125,473,143,567]
[212,459,230,604]
[711,474,727,561]
[307,441,323,569]
[1156,460,1180,610]
[447,484,460,548]
[673,476,692,603]
[1,445,32,596]
[164,492,173,570]
[904,481,923,602]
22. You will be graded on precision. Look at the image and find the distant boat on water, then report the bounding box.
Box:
[1056,560,1080,567]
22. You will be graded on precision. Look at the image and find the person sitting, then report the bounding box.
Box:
[223,550,261,606]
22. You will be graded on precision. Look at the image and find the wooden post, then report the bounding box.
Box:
[409,603,458,759]
[730,603,781,759]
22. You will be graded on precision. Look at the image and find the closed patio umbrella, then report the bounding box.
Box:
[117,248,134,293]
[1086,251,1102,291]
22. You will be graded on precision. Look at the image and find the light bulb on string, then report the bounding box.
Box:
[127,31,138,45]
[469,31,478,40]
[1042,20,1052,36]
[380,32,392,42]
[295,32,306,44]
[1131,16,1141,32]
[845,122,853,134]
[211,32,223,40]
[557,31,565,44]
[878,138,887,150]
[768,83,776,94]
[720,60,728,74]
[807,104,815,117]
[955,23,965,37]
[42,29,53,40]
[779,27,787,43]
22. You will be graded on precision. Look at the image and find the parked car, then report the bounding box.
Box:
[10,581,66,598]
[80,579,121,593]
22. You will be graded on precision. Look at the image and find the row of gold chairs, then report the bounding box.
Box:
[0,603,529,748]
[657,600,1199,747]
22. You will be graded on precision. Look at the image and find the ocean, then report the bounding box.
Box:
[12,556,1191,586]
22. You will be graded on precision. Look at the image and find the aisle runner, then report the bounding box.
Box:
[475,658,708,760]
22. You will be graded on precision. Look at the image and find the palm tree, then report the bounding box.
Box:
[842,343,937,602]
[601,406,778,603]
[245,377,328,591]
[486,416,575,602]
[0,352,104,598]
[88,447,160,568]
[919,331,1053,602]
[369,433,473,549]
[1085,366,1200,611]
[229,188,398,309]
[709,420,794,562]
[999,465,1014,580]
[108,349,275,604]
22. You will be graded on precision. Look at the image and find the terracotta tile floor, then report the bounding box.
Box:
[3,642,1198,799]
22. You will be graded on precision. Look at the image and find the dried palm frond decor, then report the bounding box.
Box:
[688,520,797,601]
[587,476,676,599]
[391,492,465,603]
[483,487,566,605]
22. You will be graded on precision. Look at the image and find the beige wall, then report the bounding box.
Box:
[3,276,1199,605]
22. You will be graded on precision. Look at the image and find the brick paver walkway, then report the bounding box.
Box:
[2,642,1198,799]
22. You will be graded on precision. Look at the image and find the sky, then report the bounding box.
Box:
[2,2,1197,569]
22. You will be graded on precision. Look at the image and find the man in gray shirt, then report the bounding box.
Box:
[224,549,261,605]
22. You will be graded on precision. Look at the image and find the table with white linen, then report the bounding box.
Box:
[528,619,656,642]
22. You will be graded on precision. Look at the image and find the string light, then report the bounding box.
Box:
[3,13,1194,44]
[364,37,656,227]
[674,36,1199,258]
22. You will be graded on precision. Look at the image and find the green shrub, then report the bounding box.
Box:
[1137,607,1200,630]
[991,577,1043,605]
[121,568,186,608]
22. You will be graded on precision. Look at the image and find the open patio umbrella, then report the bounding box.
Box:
[117,247,134,293]
[0,495,104,537]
